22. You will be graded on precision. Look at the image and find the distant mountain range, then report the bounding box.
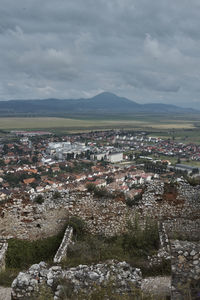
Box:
[0,92,197,116]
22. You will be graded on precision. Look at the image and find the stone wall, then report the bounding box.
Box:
[0,182,199,241]
[171,240,200,300]
[148,222,171,267]
[53,226,73,263]
[164,219,200,241]
[11,261,142,299]
[0,191,131,240]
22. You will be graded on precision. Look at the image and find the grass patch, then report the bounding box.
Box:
[62,216,170,277]
[0,268,20,287]
[6,231,64,269]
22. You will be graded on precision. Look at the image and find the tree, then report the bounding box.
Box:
[3,144,9,154]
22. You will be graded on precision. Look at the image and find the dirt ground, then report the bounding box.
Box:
[0,287,11,300]
[142,276,171,298]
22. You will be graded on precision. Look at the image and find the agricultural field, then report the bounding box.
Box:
[147,129,200,144]
[0,114,199,143]
[0,115,198,130]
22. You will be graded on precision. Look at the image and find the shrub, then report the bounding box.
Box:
[93,187,110,198]
[65,216,86,239]
[53,191,61,199]
[87,183,113,199]
[126,195,141,207]
[34,194,44,204]
[86,183,96,193]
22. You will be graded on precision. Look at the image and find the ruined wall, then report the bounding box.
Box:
[164,219,200,241]
[0,182,199,241]
[53,226,73,263]
[171,240,200,300]
[139,182,200,221]
[11,261,142,299]
[0,191,130,240]
[148,222,171,267]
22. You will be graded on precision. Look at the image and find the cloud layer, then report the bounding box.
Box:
[0,0,200,107]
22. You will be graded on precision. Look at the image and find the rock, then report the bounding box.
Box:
[39,261,47,268]
[11,260,142,299]
[88,271,100,281]
[190,250,196,256]
[17,273,31,287]
[47,279,54,286]
[178,255,185,263]
[30,279,38,286]
[51,266,62,272]
[47,272,54,280]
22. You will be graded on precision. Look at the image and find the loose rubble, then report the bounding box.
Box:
[171,240,200,300]
[11,260,142,299]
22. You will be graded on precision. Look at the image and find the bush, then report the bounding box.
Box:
[87,183,113,199]
[126,195,141,207]
[53,191,61,199]
[86,183,96,193]
[65,216,86,239]
[34,194,44,204]
[93,187,111,198]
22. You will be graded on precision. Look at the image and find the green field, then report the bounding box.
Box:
[0,115,198,130]
[0,114,199,143]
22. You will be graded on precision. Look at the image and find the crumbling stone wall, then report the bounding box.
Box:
[53,226,73,263]
[164,219,200,241]
[11,261,142,299]
[148,222,171,267]
[0,182,199,241]
[139,182,200,221]
[0,191,131,240]
[171,240,200,300]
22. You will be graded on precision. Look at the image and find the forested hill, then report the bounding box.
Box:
[0,92,197,116]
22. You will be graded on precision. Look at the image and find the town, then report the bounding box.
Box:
[0,129,199,300]
[0,129,199,202]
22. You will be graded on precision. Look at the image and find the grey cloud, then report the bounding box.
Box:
[0,0,199,107]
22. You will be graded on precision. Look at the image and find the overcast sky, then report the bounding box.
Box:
[0,0,200,108]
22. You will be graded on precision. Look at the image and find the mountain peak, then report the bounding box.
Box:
[97,92,116,97]
[0,93,197,116]
[92,92,119,100]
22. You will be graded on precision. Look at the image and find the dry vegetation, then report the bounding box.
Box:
[0,116,196,132]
